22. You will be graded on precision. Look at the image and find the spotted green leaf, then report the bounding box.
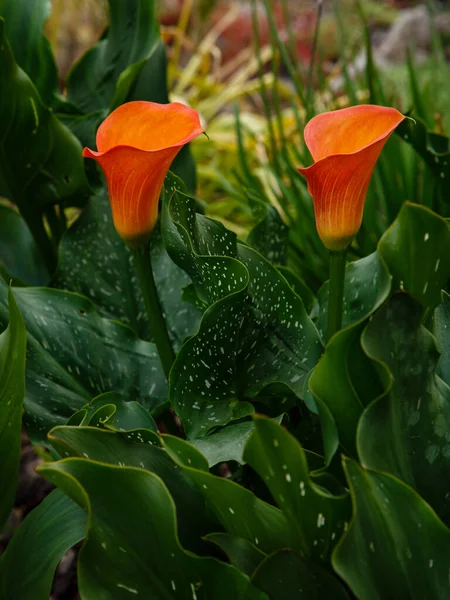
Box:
[48,425,213,553]
[333,458,450,600]
[39,459,268,599]
[184,464,295,555]
[0,278,166,445]
[67,391,157,432]
[243,417,351,563]
[163,181,322,439]
[54,192,200,344]
[358,293,450,523]
[378,202,450,311]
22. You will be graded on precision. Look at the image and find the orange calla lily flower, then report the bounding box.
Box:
[298,105,405,251]
[83,101,204,241]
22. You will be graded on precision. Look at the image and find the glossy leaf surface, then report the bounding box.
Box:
[39,459,267,599]
[0,279,166,445]
[54,192,200,344]
[0,490,86,600]
[164,178,322,439]
[316,251,391,340]
[49,425,212,553]
[0,288,26,528]
[0,0,58,105]
[244,418,351,562]
[378,202,450,310]
[358,293,450,523]
[334,459,450,600]
[0,205,49,285]
[0,19,88,211]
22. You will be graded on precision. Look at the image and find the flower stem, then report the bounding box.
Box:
[131,241,175,379]
[327,250,347,342]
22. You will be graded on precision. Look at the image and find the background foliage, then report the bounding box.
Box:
[0,0,450,598]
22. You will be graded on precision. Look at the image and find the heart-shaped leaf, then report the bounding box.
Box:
[164,182,322,439]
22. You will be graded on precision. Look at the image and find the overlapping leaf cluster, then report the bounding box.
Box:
[0,1,450,599]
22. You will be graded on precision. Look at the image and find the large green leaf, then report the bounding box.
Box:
[0,0,58,105]
[0,490,87,600]
[378,202,450,311]
[358,293,450,523]
[48,425,213,553]
[39,459,267,599]
[333,458,450,600]
[243,417,351,563]
[190,421,256,467]
[0,278,166,445]
[0,205,49,285]
[164,181,322,439]
[184,464,295,555]
[0,288,26,528]
[66,0,159,113]
[251,549,349,600]
[54,192,201,344]
[316,251,391,341]
[310,323,383,457]
[0,18,89,212]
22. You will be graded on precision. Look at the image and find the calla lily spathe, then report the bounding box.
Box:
[83,101,204,241]
[298,105,405,251]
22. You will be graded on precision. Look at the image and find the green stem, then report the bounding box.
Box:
[327,250,347,341]
[131,241,175,379]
